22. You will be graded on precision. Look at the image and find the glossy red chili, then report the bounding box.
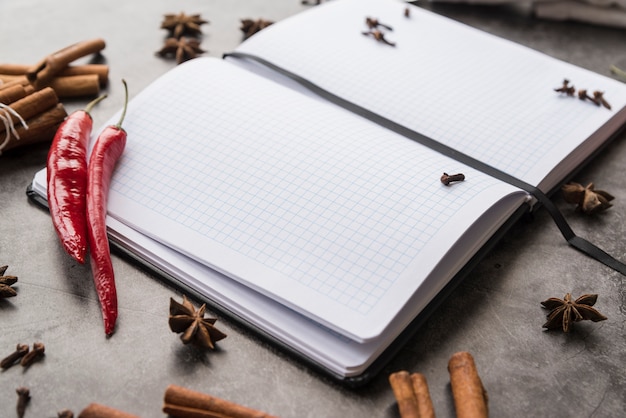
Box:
[86,80,129,336]
[47,95,106,264]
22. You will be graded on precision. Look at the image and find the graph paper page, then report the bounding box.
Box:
[101,57,523,342]
[235,0,626,190]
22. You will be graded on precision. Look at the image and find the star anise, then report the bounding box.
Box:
[0,265,18,299]
[168,295,226,349]
[541,293,607,332]
[240,18,274,40]
[156,37,206,65]
[161,12,208,39]
[561,182,614,215]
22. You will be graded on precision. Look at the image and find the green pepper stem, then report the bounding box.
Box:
[116,79,129,129]
[84,94,108,114]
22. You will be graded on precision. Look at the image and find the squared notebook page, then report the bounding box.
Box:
[32,168,514,378]
[235,0,626,190]
[101,57,522,342]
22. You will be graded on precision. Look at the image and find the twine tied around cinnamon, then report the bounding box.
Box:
[0,102,28,154]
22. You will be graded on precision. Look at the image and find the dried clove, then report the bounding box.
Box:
[362,29,396,47]
[366,17,393,31]
[561,182,613,214]
[0,343,29,369]
[57,409,74,418]
[577,89,599,105]
[0,265,18,299]
[16,387,30,418]
[554,79,575,96]
[20,342,45,367]
[593,91,611,110]
[441,172,465,186]
[555,80,611,110]
[404,7,411,18]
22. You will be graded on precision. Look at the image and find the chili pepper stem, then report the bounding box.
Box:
[85,94,108,114]
[116,79,129,129]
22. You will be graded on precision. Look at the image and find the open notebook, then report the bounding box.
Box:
[29,0,626,383]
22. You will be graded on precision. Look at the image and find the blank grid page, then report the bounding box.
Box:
[105,58,514,339]
[236,0,626,188]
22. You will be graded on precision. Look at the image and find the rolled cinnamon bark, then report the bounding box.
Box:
[163,385,277,418]
[26,38,106,89]
[0,74,100,98]
[78,403,139,418]
[49,74,100,98]
[388,371,420,418]
[164,403,245,418]
[0,75,29,91]
[1,103,67,153]
[410,372,436,418]
[0,63,109,85]
[448,351,488,418]
[0,84,32,105]
[0,87,58,135]
[0,74,22,83]
[0,64,31,75]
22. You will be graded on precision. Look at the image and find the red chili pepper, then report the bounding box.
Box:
[47,94,107,264]
[86,80,129,336]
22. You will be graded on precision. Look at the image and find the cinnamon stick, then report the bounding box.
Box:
[163,385,278,418]
[0,87,58,134]
[78,403,139,418]
[49,74,100,98]
[410,373,435,418]
[26,38,106,89]
[448,352,488,418]
[0,75,29,91]
[0,64,30,75]
[164,403,251,418]
[0,63,109,85]
[58,65,109,85]
[1,103,67,153]
[0,74,23,84]
[0,74,100,98]
[388,371,420,418]
[0,84,32,105]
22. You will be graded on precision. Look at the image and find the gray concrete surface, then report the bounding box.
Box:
[1,1,625,417]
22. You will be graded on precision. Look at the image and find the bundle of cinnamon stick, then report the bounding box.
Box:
[0,38,109,153]
[389,351,489,418]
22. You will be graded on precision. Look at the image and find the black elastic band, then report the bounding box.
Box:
[224,52,626,275]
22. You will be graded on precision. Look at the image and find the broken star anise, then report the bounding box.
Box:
[156,37,206,65]
[541,293,607,333]
[0,265,18,299]
[240,18,274,40]
[169,295,226,349]
[561,182,614,215]
[161,12,208,39]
